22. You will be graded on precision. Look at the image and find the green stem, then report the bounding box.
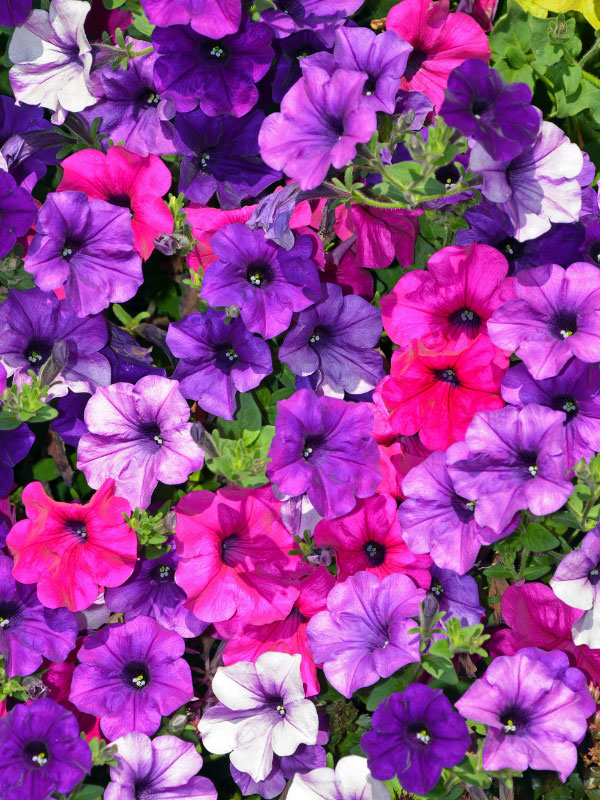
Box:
[132,46,154,57]
[583,69,600,89]
[580,38,600,69]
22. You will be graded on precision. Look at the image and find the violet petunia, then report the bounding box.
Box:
[260,0,363,39]
[232,743,328,800]
[287,756,388,800]
[306,571,425,697]
[24,191,143,318]
[551,528,600,648]
[429,565,484,628]
[142,0,241,38]
[0,0,31,26]
[0,170,37,259]
[77,375,204,510]
[271,31,330,103]
[0,95,59,192]
[102,323,166,385]
[0,423,35,497]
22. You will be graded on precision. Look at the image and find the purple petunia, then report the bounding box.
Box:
[271,31,329,104]
[0,95,59,191]
[0,0,31,26]
[232,743,328,800]
[259,0,364,40]
[446,403,572,535]
[362,684,471,796]
[69,614,194,740]
[24,191,143,318]
[266,389,380,519]
[488,262,600,380]
[77,374,204,510]
[167,308,272,421]
[0,170,36,259]
[287,756,388,800]
[306,571,425,697]
[201,223,321,340]
[142,0,241,38]
[0,423,35,497]
[429,565,484,627]
[279,282,384,397]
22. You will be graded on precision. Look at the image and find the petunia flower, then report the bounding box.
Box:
[339,205,421,271]
[198,652,319,783]
[306,571,425,697]
[314,493,432,585]
[57,146,174,260]
[386,0,490,110]
[0,0,31,26]
[77,375,204,510]
[429,565,484,627]
[259,0,364,40]
[6,480,136,612]
[381,243,514,352]
[0,423,34,498]
[142,0,241,38]
[8,0,97,125]
[288,756,388,800]
[0,170,37,259]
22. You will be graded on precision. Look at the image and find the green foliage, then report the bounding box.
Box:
[205,426,275,487]
[0,246,34,291]
[126,507,174,557]
[0,365,63,429]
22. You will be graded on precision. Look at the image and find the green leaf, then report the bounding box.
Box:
[71,785,105,800]
[521,522,559,551]
[0,411,21,430]
[522,564,551,580]
[421,654,458,685]
[483,565,514,579]
[29,405,58,424]
[32,458,59,482]
[490,0,533,58]
[238,391,262,432]
[112,303,134,327]
[365,669,417,712]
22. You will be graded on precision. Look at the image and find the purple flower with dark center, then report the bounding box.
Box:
[101,323,166,384]
[0,697,92,800]
[0,553,77,678]
[80,38,177,158]
[0,0,31,26]
[0,287,110,398]
[488,262,600,380]
[455,649,594,781]
[455,201,584,274]
[201,223,321,340]
[77,374,204,510]
[167,308,272,420]
[398,450,518,574]
[502,359,600,471]
[105,731,217,800]
[259,0,364,40]
[470,121,584,241]
[174,108,281,208]
[446,403,572,535]
[266,389,380,519]
[287,756,388,800]
[198,652,319,783]
[580,216,600,267]
[428,565,484,627]
[0,96,59,191]
[24,191,143,318]
[361,684,471,796]
[232,743,327,799]
[279,282,384,397]
[306,571,425,697]
[152,17,273,116]
[259,66,377,190]
[0,170,36,259]
[50,392,90,446]
[271,31,329,104]
[0,423,35,497]
[302,27,413,113]
[104,546,207,638]
[69,615,194,740]
[440,59,540,161]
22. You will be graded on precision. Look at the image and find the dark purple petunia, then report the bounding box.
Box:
[104,546,207,638]
[279,281,384,396]
[502,359,600,471]
[302,26,413,113]
[260,0,364,41]
[0,170,36,259]
[0,423,35,497]
[580,216,600,267]
[440,59,540,161]
[24,191,143,318]
[152,17,273,116]
[266,388,380,519]
[174,108,281,208]
[0,287,110,397]
[142,0,241,38]
[429,565,484,627]
[488,262,600,380]
[271,31,329,104]
[0,95,59,191]
[201,223,321,339]
[101,323,166,384]
[0,0,32,26]
[0,554,77,678]
[167,308,272,420]
[50,392,90,447]
[69,615,194,740]
[455,201,584,274]
[361,684,471,796]
[0,697,92,800]
[446,403,572,534]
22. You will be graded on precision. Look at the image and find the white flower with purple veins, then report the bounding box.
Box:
[9,0,97,125]
[198,652,319,783]
[287,756,389,800]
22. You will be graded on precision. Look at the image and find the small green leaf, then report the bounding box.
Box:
[521,522,559,551]
[421,654,458,685]
[32,458,59,482]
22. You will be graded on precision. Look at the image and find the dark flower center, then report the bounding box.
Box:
[141,89,161,106]
[24,741,50,768]
[450,493,476,523]
[435,163,461,188]
[109,194,132,210]
[246,263,273,288]
[124,663,150,690]
[221,534,241,567]
[61,239,79,260]
[496,236,524,262]
[431,582,443,596]
[519,451,539,478]
[151,563,173,582]
[589,242,600,264]
[327,115,345,138]
[25,339,52,368]
[551,395,578,421]
[65,520,88,541]
[589,563,600,585]
[302,436,323,460]
[363,540,386,567]
[309,326,329,345]
[207,42,227,60]
[0,601,19,629]
[500,709,528,735]
[404,48,427,81]
[435,367,460,387]
[551,312,578,340]
[363,75,377,96]
[268,695,287,716]
[215,343,239,372]
[408,723,432,746]
[277,0,305,16]
[134,779,152,800]
[140,422,163,447]
[449,307,481,331]
[471,98,489,118]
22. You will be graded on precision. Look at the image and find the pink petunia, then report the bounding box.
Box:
[381,244,514,352]
[314,494,432,586]
[221,567,335,697]
[58,146,173,260]
[7,480,137,612]
[344,205,421,271]
[386,0,490,110]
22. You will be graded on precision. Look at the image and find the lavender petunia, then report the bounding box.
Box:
[446,404,572,534]
[398,450,518,574]
[198,652,319,783]
[279,282,384,397]
[470,121,584,241]
[77,374,204,510]
[8,0,97,125]
[201,223,321,340]
[287,756,388,800]
[167,308,272,421]
[102,323,166,385]
[488,262,600,380]
[69,615,194,740]
[266,389,380,519]
[260,0,364,40]
[429,565,484,627]
[24,191,143,318]
[0,96,59,191]
[142,0,241,38]
[232,743,327,799]
[306,571,425,697]
[152,17,273,116]
[174,108,281,208]
[105,732,217,800]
